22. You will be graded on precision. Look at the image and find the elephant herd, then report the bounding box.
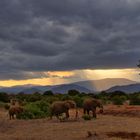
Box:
[8,98,103,120]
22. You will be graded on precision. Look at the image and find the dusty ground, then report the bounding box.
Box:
[103,105,140,118]
[0,105,140,140]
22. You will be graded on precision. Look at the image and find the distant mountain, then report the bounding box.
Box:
[74,78,137,91]
[106,83,140,93]
[51,84,91,94]
[0,78,138,94]
[21,87,43,94]
[0,85,33,93]
[0,84,54,93]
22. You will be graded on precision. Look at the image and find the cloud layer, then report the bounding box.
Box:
[0,0,140,80]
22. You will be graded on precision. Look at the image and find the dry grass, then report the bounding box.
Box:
[107,132,140,140]
[0,105,140,140]
[103,105,140,117]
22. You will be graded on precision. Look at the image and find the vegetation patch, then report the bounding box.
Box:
[17,100,50,119]
[82,114,92,120]
[107,132,140,139]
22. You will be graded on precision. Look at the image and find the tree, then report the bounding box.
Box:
[28,92,42,102]
[68,89,80,96]
[0,92,9,102]
[109,91,127,98]
[43,90,54,96]
[111,95,127,105]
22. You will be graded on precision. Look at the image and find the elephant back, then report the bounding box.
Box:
[51,101,68,114]
[83,98,101,109]
[9,106,24,115]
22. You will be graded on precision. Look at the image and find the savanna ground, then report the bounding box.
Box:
[0,105,140,140]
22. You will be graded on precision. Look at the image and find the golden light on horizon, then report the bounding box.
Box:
[47,71,75,77]
[0,77,68,87]
[0,68,138,87]
[82,69,139,80]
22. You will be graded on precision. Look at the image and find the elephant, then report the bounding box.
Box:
[50,100,78,120]
[83,98,103,118]
[9,106,24,120]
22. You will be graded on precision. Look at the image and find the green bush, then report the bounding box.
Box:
[43,96,59,104]
[129,95,140,105]
[111,95,127,105]
[68,90,80,96]
[0,102,8,109]
[27,93,42,102]
[72,95,84,107]
[17,100,50,119]
[35,100,50,115]
[0,93,9,102]
[82,114,92,120]
[17,110,34,119]
[43,90,54,96]
[61,95,72,101]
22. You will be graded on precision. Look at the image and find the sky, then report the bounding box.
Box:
[0,0,140,87]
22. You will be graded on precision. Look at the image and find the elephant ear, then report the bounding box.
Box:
[64,100,76,109]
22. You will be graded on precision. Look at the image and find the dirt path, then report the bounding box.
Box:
[0,106,140,140]
[0,115,140,140]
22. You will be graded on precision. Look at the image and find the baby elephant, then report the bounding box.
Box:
[50,100,77,120]
[83,98,103,118]
[9,106,24,120]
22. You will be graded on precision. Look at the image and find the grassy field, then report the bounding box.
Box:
[0,105,140,140]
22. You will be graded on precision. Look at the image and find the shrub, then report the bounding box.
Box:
[68,90,80,96]
[0,93,9,102]
[17,110,34,119]
[27,93,42,102]
[111,95,127,105]
[44,96,59,104]
[61,95,72,101]
[129,95,140,105]
[0,102,9,109]
[43,90,54,96]
[72,95,84,107]
[35,100,50,115]
[82,114,92,120]
[17,100,50,119]
[109,91,127,98]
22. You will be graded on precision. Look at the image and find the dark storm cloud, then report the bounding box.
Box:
[0,0,140,80]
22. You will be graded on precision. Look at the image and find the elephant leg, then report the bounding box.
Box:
[66,111,69,118]
[15,113,18,119]
[92,109,96,118]
[56,114,59,119]
[12,114,14,119]
[9,114,11,120]
[50,115,52,119]
[75,109,78,119]
[87,110,90,115]
[84,109,86,114]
